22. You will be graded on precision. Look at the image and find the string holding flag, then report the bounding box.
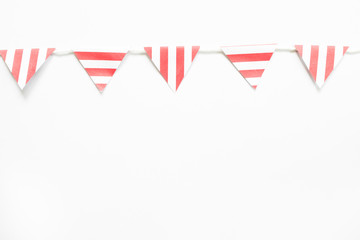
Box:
[221,44,277,89]
[294,45,349,88]
[144,46,200,91]
[73,50,128,92]
[0,48,55,89]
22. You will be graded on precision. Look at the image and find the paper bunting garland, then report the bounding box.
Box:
[0,48,55,89]
[144,46,200,91]
[74,50,128,92]
[295,45,349,88]
[221,44,277,89]
[0,45,356,93]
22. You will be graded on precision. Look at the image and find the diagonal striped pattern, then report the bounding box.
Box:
[0,48,55,89]
[144,46,200,91]
[221,44,277,89]
[74,50,128,92]
[295,45,349,88]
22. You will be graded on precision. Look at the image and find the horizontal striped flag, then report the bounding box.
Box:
[221,44,277,89]
[295,45,349,88]
[144,46,200,91]
[74,50,128,92]
[0,48,55,89]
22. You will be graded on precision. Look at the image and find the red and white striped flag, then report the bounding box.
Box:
[295,45,349,88]
[221,44,277,89]
[74,50,128,92]
[0,48,55,89]
[144,46,200,91]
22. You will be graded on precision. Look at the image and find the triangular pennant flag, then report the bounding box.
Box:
[295,45,349,88]
[144,46,200,91]
[221,44,277,89]
[74,50,128,92]
[0,48,55,89]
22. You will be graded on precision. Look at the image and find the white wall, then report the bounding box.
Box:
[1,0,360,240]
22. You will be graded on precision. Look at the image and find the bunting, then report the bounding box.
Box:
[295,45,349,88]
[0,48,55,89]
[221,44,277,89]
[74,50,128,92]
[144,46,200,91]
[0,45,355,93]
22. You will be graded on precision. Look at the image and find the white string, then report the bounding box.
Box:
[346,49,360,54]
[52,46,360,55]
[52,49,74,55]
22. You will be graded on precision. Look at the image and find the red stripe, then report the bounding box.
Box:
[239,69,265,78]
[46,48,55,59]
[176,46,185,90]
[160,47,168,82]
[324,46,335,81]
[343,46,349,55]
[295,45,303,57]
[144,47,152,59]
[85,68,116,76]
[0,50,7,61]
[74,52,126,61]
[226,52,273,62]
[309,45,319,81]
[12,49,23,82]
[26,49,39,83]
[95,84,107,92]
[192,46,200,61]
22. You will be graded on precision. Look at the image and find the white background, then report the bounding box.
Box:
[1,0,360,240]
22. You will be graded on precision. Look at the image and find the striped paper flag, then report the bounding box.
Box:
[144,46,200,91]
[0,48,55,89]
[295,45,349,88]
[74,50,128,92]
[221,44,277,89]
